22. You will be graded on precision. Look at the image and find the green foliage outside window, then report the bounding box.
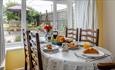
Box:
[5,2,40,24]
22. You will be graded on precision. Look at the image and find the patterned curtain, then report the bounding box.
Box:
[0,0,5,66]
[74,0,98,29]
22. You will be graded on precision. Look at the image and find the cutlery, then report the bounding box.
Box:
[74,53,91,62]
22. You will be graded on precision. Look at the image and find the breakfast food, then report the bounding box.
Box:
[83,47,99,54]
[46,44,52,50]
[68,42,77,48]
[65,38,73,43]
[83,42,91,49]
[56,36,65,42]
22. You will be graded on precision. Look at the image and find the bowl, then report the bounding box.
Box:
[52,41,62,46]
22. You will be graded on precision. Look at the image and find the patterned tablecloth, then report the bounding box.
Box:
[39,37,113,70]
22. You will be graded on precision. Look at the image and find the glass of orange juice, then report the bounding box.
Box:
[83,42,91,49]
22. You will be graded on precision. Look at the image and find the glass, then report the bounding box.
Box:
[47,36,51,42]
[83,42,91,49]
[52,31,58,39]
[53,34,57,39]
[62,43,68,52]
[45,32,51,42]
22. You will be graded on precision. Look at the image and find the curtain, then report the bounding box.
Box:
[74,0,98,29]
[0,0,5,66]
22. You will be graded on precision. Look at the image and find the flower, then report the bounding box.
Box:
[44,24,52,32]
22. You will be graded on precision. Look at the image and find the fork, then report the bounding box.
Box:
[74,53,91,62]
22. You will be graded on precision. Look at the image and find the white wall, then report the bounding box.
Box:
[103,0,115,60]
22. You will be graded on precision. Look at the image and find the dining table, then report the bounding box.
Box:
[36,37,113,70]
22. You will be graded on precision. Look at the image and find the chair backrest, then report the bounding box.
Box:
[22,29,31,70]
[97,62,115,70]
[27,30,43,70]
[65,27,78,41]
[79,28,99,46]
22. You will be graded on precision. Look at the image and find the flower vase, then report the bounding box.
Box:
[45,31,51,42]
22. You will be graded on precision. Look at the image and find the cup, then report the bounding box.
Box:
[53,34,57,39]
[48,36,51,41]
[52,31,58,39]
[62,43,68,51]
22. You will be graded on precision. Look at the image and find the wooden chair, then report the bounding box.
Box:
[27,30,43,70]
[79,28,99,46]
[65,27,78,41]
[97,62,115,70]
[23,29,31,70]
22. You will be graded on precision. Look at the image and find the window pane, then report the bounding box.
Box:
[3,0,22,48]
[26,0,53,37]
[57,4,67,35]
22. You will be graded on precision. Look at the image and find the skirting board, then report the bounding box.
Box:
[0,66,4,70]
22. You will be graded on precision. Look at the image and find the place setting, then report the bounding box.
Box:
[74,42,111,62]
[41,34,80,54]
[42,43,59,53]
[51,34,80,50]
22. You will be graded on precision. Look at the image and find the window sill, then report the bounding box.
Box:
[0,66,4,70]
[5,42,24,70]
[6,47,24,51]
[0,57,5,70]
[5,42,23,51]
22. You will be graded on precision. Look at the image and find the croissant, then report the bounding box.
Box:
[83,47,99,54]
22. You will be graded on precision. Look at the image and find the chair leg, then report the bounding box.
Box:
[25,61,27,70]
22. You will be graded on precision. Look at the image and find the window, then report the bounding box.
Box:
[3,0,22,48]
[26,0,53,37]
[57,4,67,35]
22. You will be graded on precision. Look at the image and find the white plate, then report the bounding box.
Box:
[65,38,76,42]
[80,49,104,58]
[43,45,59,51]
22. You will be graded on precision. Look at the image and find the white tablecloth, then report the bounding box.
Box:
[39,37,113,70]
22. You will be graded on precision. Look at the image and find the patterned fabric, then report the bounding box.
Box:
[47,58,64,70]
[40,43,112,70]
